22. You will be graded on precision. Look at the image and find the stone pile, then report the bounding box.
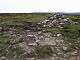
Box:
[40,13,71,28]
[23,13,72,45]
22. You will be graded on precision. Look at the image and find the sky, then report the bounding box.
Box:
[0,0,80,13]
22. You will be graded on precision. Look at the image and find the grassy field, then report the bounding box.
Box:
[0,13,49,26]
[0,13,80,24]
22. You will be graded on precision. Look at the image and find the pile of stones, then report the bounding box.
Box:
[39,13,71,28]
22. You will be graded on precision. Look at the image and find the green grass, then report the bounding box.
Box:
[0,13,50,34]
[42,28,61,33]
[69,16,80,22]
[0,32,26,60]
[0,13,49,25]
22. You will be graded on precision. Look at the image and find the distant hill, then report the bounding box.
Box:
[54,12,80,16]
[0,12,80,16]
[49,12,80,16]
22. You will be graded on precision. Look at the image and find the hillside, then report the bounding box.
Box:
[0,13,80,60]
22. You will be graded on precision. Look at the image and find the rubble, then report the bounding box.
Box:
[40,13,71,28]
[0,13,74,46]
[19,13,73,46]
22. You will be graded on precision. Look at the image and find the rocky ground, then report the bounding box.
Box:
[0,13,78,60]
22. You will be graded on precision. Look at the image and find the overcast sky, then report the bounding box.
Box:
[0,0,80,13]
